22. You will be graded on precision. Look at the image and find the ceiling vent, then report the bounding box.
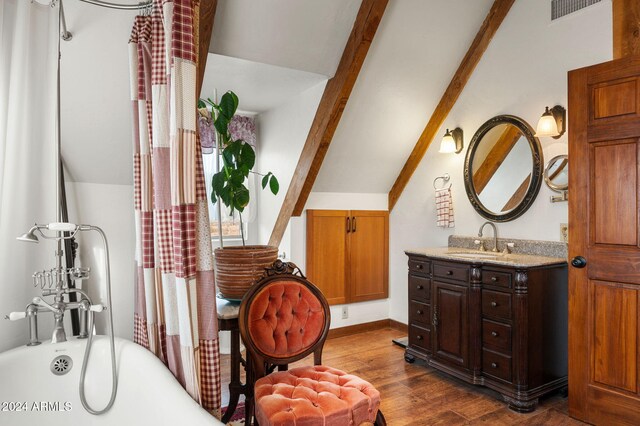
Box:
[551,0,602,20]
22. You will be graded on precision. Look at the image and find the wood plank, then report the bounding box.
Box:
[327,319,391,339]
[501,174,531,212]
[196,0,218,98]
[473,124,522,194]
[387,0,515,211]
[268,0,389,247]
[613,0,640,59]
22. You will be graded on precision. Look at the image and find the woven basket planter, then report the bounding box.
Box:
[214,245,278,300]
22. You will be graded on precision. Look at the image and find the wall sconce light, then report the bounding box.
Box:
[439,128,463,154]
[535,105,566,139]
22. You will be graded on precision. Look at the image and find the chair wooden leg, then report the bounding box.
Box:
[374,409,387,426]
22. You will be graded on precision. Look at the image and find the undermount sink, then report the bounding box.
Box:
[447,252,502,259]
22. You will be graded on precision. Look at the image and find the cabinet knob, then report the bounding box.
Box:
[491,331,498,337]
[417,335,423,340]
[417,310,423,315]
[416,285,423,290]
[490,301,498,307]
[446,270,453,275]
[491,362,498,369]
[416,264,423,270]
[491,276,498,282]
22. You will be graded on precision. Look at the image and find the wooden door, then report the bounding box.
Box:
[568,56,640,424]
[433,281,469,369]
[349,210,389,303]
[306,210,349,304]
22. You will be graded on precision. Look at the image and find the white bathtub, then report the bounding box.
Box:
[0,336,223,425]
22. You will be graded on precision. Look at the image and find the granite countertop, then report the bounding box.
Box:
[405,247,567,268]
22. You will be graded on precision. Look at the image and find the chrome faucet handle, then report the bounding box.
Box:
[32,297,62,315]
[4,312,26,321]
[503,242,515,254]
[474,239,486,252]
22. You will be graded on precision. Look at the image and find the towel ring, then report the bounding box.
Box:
[433,173,451,190]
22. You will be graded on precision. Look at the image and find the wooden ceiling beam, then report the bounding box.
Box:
[472,125,521,194]
[387,0,515,211]
[268,0,389,247]
[196,0,218,98]
[613,0,640,59]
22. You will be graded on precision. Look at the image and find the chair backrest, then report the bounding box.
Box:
[239,260,330,372]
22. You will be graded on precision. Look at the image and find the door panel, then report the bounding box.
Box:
[592,141,637,246]
[592,281,638,393]
[306,210,348,305]
[433,281,469,369]
[569,56,640,424]
[349,211,389,303]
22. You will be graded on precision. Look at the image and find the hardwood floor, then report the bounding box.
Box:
[220,328,585,425]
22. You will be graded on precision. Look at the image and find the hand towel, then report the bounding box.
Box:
[436,187,455,228]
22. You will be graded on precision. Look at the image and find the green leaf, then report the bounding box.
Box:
[239,143,256,171]
[235,186,250,210]
[262,173,271,190]
[211,171,226,195]
[269,174,280,195]
[229,169,245,186]
[198,99,206,109]
[220,91,238,119]
[214,114,229,136]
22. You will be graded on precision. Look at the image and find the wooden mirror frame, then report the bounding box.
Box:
[463,115,544,222]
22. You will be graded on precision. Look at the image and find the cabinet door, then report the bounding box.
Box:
[306,210,349,304]
[433,281,469,369]
[349,210,389,303]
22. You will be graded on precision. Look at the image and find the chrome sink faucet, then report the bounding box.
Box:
[478,221,499,252]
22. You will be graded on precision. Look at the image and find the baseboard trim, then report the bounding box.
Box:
[327,319,408,339]
[389,319,408,333]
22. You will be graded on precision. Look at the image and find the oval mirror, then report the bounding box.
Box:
[463,115,543,222]
[544,154,568,191]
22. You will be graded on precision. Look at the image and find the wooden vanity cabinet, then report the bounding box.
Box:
[405,253,568,412]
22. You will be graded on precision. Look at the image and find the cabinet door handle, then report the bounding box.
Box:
[352,217,356,232]
[346,217,351,233]
[491,362,498,369]
[491,301,498,307]
[491,276,498,282]
[491,331,498,337]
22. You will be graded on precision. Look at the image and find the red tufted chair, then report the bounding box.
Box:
[239,260,386,426]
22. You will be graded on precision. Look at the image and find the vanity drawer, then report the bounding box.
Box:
[409,275,431,302]
[409,324,431,353]
[409,300,431,327]
[408,258,430,276]
[483,348,512,383]
[482,319,512,353]
[482,290,512,320]
[433,262,468,282]
[482,270,512,289]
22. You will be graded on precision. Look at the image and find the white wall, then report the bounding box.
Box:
[388,0,613,325]
[65,182,135,340]
[289,192,390,329]
[256,81,327,255]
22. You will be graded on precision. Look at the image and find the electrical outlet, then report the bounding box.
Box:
[341,306,348,319]
[560,223,568,243]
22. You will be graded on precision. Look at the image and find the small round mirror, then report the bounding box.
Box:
[544,155,568,192]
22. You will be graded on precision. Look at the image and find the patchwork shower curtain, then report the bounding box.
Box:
[128,0,221,415]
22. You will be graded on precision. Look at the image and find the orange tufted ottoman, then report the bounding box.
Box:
[254,365,381,425]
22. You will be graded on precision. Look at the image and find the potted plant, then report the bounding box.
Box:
[198,91,280,300]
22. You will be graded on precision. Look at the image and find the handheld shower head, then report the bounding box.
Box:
[17,226,40,243]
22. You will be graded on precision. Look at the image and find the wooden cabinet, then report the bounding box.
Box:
[405,253,568,412]
[307,210,388,305]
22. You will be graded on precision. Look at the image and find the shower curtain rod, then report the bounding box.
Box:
[78,0,151,10]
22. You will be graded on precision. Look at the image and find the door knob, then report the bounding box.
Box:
[571,256,587,268]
